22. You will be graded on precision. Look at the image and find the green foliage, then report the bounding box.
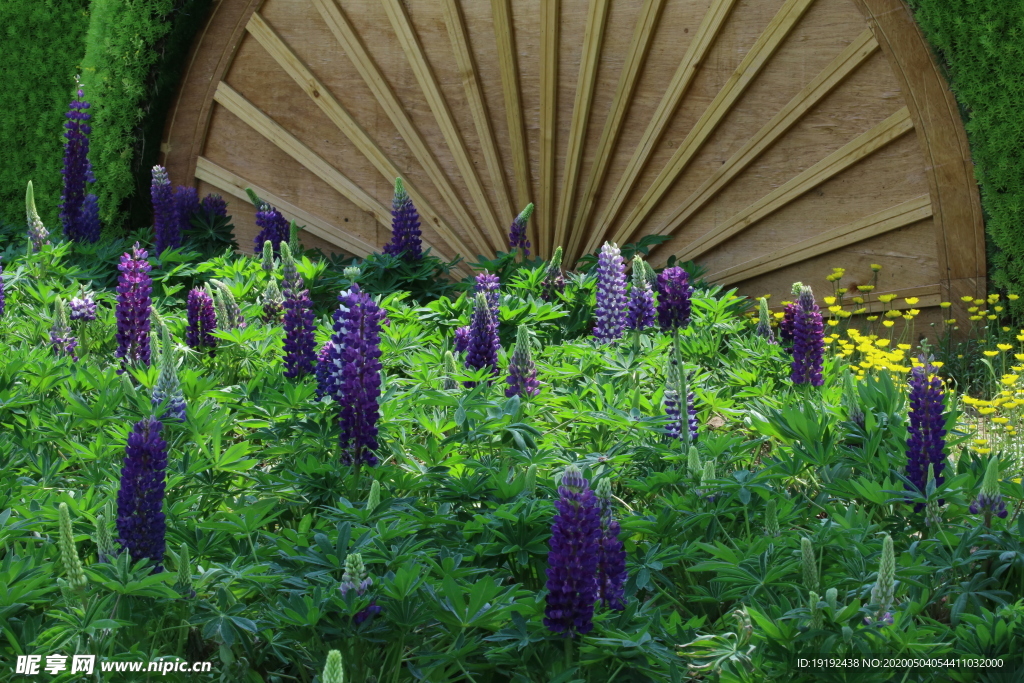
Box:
[0,0,90,229]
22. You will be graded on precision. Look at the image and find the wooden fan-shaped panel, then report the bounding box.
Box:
[162,0,984,322]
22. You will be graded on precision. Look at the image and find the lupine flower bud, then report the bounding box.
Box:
[209,282,227,329]
[905,357,947,509]
[116,416,168,573]
[765,499,780,537]
[367,480,381,512]
[970,456,1008,521]
[593,242,628,343]
[261,240,276,273]
[626,255,656,330]
[186,287,217,357]
[210,280,246,330]
[687,445,701,477]
[454,326,470,354]
[279,242,301,298]
[93,513,115,563]
[60,79,101,243]
[755,297,774,342]
[50,298,79,361]
[288,219,302,257]
[173,186,200,241]
[524,464,538,496]
[700,459,717,500]
[259,278,285,324]
[809,591,823,629]
[656,267,693,332]
[26,180,50,252]
[69,286,97,322]
[825,587,838,613]
[869,534,895,622]
[475,272,501,323]
[322,651,344,683]
[541,246,566,301]
[842,371,864,428]
[594,478,627,611]
[114,243,152,372]
[506,325,540,398]
[254,203,290,256]
[465,292,500,387]
[343,266,361,280]
[545,465,602,636]
[508,203,534,257]
[176,544,195,598]
[442,350,459,390]
[641,261,657,288]
[151,166,179,254]
[383,177,423,261]
[790,286,824,386]
[340,552,382,624]
[58,503,87,590]
[802,537,819,594]
[924,463,942,528]
[151,325,186,422]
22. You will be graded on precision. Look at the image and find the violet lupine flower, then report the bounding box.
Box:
[454,325,471,354]
[544,465,602,637]
[60,79,101,243]
[664,348,698,443]
[626,255,655,331]
[593,242,628,343]
[201,193,228,220]
[0,258,5,319]
[116,416,168,573]
[339,553,382,624]
[282,287,317,379]
[475,271,501,323]
[151,326,186,422]
[541,246,566,301]
[210,280,246,330]
[789,286,824,386]
[69,288,97,322]
[173,185,200,239]
[779,283,804,345]
[329,285,385,467]
[50,298,79,361]
[383,177,423,261]
[506,324,540,398]
[114,243,152,373]
[315,341,336,400]
[260,278,285,323]
[594,479,627,611]
[508,203,534,257]
[656,267,693,332]
[151,166,179,254]
[905,358,947,509]
[970,456,1008,520]
[185,288,217,357]
[254,203,290,256]
[26,181,50,253]
[464,292,500,388]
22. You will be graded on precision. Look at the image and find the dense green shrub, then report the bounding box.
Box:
[0,0,90,230]
[907,0,1024,311]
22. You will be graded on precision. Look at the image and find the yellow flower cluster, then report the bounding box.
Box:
[825,328,941,379]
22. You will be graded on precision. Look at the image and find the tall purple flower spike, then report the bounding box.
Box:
[544,465,602,637]
[173,185,200,240]
[0,258,7,319]
[114,243,152,373]
[508,203,534,257]
[626,255,655,330]
[595,480,627,611]
[656,267,693,332]
[789,286,824,386]
[186,288,217,358]
[593,242,628,343]
[282,289,316,379]
[151,166,179,254]
[905,357,948,511]
[254,204,290,256]
[464,292,500,388]
[383,178,423,261]
[116,416,168,573]
[475,271,501,323]
[60,79,101,243]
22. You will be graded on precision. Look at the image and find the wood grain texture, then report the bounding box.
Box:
[538,0,560,259]
[491,0,532,229]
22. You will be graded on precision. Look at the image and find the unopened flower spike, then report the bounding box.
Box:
[322,651,344,683]
[261,240,276,273]
[868,534,895,625]
[755,297,774,342]
[367,480,381,512]
[541,246,566,300]
[93,513,115,563]
[176,544,195,598]
[442,350,459,390]
[26,180,50,252]
[506,324,540,398]
[151,324,186,422]
[802,537,819,594]
[765,499,780,537]
[260,278,285,323]
[970,456,1008,521]
[50,297,79,361]
[508,203,534,257]
[523,464,538,496]
[58,502,87,590]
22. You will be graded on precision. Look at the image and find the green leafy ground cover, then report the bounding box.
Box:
[2,219,1024,683]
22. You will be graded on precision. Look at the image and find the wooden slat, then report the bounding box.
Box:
[670,106,915,265]
[579,0,739,262]
[653,28,879,241]
[552,0,610,256]
[612,0,816,249]
[564,0,666,262]
[538,0,560,259]
[491,0,532,244]
[441,0,515,224]
[245,12,476,262]
[712,195,932,285]
[311,0,492,258]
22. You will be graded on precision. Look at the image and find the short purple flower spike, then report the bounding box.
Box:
[116,416,168,573]
[465,292,500,388]
[475,272,500,323]
[593,242,628,343]
[626,256,655,331]
[383,178,423,261]
[114,243,152,373]
[508,203,534,257]
[152,166,179,254]
[0,258,7,319]
[186,288,217,357]
[789,286,824,386]
[656,267,693,332]
[254,204,290,256]
[69,289,97,322]
[506,325,540,398]
[60,80,101,243]
[454,325,471,354]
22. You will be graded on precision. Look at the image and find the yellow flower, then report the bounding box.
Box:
[828,305,842,313]
[988,293,1000,302]
[1008,294,1020,301]
[875,339,891,347]
[774,312,785,319]
[983,350,1000,357]
[838,310,852,318]
[882,320,895,328]
[852,296,864,304]
[993,417,1011,424]
[871,264,882,271]
[1004,327,1012,332]
[945,319,957,324]
[973,439,990,445]
[905,297,919,305]
[827,319,839,326]
[1016,354,1024,361]
[854,308,867,315]
[898,344,911,350]
[979,407,997,415]
[995,306,1004,312]
[885,310,902,318]
[968,306,979,313]
[823,296,837,305]
[1018,334,1024,342]
[826,274,838,282]
[837,288,848,295]
[907,309,920,316]
[933,361,944,368]
[957,354,964,359]
[988,315,998,320]
[903,314,913,320]
[878,294,897,303]
[858,285,875,292]
[977,448,992,455]
[970,315,983,321]
[1002,375,1019,385]
[974,299,985,305]
[961,296,974,302]
[939,301,952,308]
[998,344,1013,351]
[867,316,879,321]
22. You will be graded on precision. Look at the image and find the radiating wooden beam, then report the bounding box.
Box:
[612,0,816,249]
[245,12,476,262]
[669,106,914,265]
[553,0,610,255]
[441,0,515,226]
[312,0,492,258]
[379,0,505,253]
[538,0,560,259]
[565,0,666,262]
[491,0,533,245]
[579,0,738,262]
[654,28,878,242]
[711,194,931,285]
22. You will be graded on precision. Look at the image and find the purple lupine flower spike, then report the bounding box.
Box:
[464,292,500,388]
[50,298,79,361]
[60,78,101,243]
[339,553,382,624]
[259,278,285,323]
[114,243,152,373]
[280,244,316,379]
[173,185,200,241]
[593,242,628,343]
[69,287,97,322]
[383,178,423,261]
[201,193,227,219]
[475,271,501,323]
[626,255,655,330]
[506,324,540,398]
[664,341,697,443]
[151,325,187,422]
[151,166,179,254]
[185,288,217,357]
[508,203,534,257]
[454,325,471,354]
[541,247,566,301]
[594,479,627,611]
[0,258,6,319]
[779,283,803,346]
[544,465,602,637]
[116,416,168,572]
[789,286,824,386]
[970,456,1008,521]
[254,203,290,256]
[315,341,336,400]
[656,267,693,332]
[905,356,947,510]
[26,181,50,252]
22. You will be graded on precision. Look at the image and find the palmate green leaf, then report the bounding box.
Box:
[86,553,178,598]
